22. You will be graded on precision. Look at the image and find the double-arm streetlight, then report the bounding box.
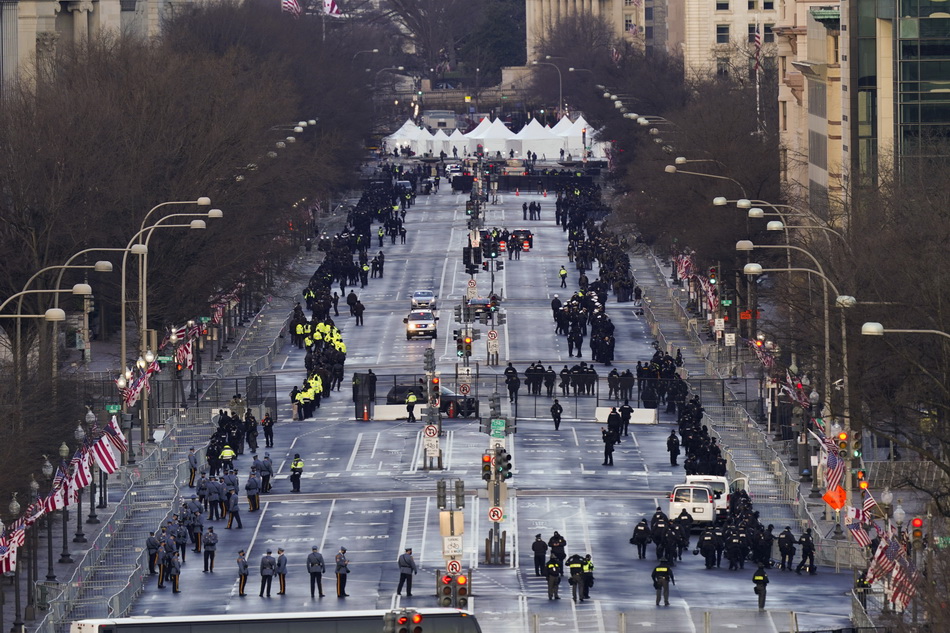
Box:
[352,48,378,62]
[373,66,405,89]
[664,165,748,198]
[861,323,950,340]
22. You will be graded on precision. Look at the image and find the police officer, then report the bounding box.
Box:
[146,532,160,574]
[188,448,199,487]
[276,548,289,594]
[796,528,816,575]
[261,453,274,493]
[559,266,568,288]
[652,558,675,606]
[261,413,274,448]
[630,519,651,559]
[227,489,243,529]
[396,547,418,596]
[566,553,585,602]
[551,400,563,431]
[290,454,304,492]
[335,547,350,597]
[260,550,276,597]
[581,554,595,599]
[245,472,261,512]
[546,555,562,600]
[169,551,182,593]
[237,550,249,596]
[752,565,769,609]
[699,527,718,569]
[203,526,218,572]
[308,545,326,598]
[777,526,795,570]
[531,534,548,576]
[667,431,681,466]
[549,531,567,564]
[219,444,236,470]
[405,391,418,422]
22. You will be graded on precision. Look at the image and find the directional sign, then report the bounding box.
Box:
[458,383,471,395]
[446,559,462,573]
[104,404,121,413]
[466,286,478,300]
[467,279,477,288]
[490,418,506,439]
[488,506,504,522]
[423,425,439,438]
[725,332,736,347]
[487,329,498,340]
[443,535,463,557]
[459,367,473,380]
[424,436,440,458]
[487,340,499,354]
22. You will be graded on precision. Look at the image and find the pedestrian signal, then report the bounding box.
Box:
[481,453,493,481]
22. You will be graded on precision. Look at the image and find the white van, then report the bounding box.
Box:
[668,484,715,527]
[684,475,747,520]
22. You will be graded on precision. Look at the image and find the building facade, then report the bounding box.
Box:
[525,0,649,61]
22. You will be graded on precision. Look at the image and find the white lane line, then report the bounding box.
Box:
[370,432,381,460]
[245,501,270,559]
[420,496,431,568]
[345,433,362,471]
[398,496,412,556]
[318,498,335,552]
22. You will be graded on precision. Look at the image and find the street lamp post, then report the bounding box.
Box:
[57,443,72,565]
[664,165,747,198]
[24,477,38,621]
[84,407,100,521]
[41,457,55,582]
[861,322,950,341]
[72,423,86,543]
[9,492,23,633]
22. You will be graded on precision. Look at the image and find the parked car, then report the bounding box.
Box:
[685,475,747,521]
[386,384,479,417]
[404,310,438,339]
[468,295,500,316]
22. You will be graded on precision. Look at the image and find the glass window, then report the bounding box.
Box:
[646,25,654,38]
[645,6,654,19]
[717,57,731,75]
[764,24,775,42]
[674,489,691,502]
[749,24,757,43]
[748,0,757,8]
[717,24,731,43]
[717,0,730,10]
[763,0,774,8]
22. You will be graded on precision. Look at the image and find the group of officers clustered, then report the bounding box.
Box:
[143,177,819,608]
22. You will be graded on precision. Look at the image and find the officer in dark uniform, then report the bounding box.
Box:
[630,519,651,559]
[699,527,718,569]
[566,554,585,602]
[777,526,795,570]
[550,400,563,431]
[308,545,326,597]
[548,531,567,564]
[188,448,199,487]
[581,554,595,599]
[667,431,681,466]
[290,454,304,493]
[227,489,243,529]
[260,550,276,597]
[532,534,548,576]
[237,550,249,596]
[396,547,418,596]
[546,555,562,600]
[652,559,675,606]
[335,547,350,597]
[146,532,160,574]
[753,565,769,609]
[796,528,816,575]
[169,551,182,593]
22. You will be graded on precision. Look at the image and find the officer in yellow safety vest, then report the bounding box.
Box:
[219,445,236,470]
[378,226,385,247]
[295,389,309,420]
[405,391,418,423]
[289,454,304,492]
[652,558,675,606]
[581,554,594,599]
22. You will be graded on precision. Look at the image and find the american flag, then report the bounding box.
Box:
[70,450,93,489]
[865,531,904,584]
[825,450,845,491]
[890,562,920,611]
[846,507,872,547]
[752,22,762,72]
[105,415,129,453]
[212,303,226,324]
[281,0,301,17]
[862,491,879,521]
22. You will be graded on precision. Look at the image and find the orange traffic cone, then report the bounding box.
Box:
[362,405,369,421]
[515,188,519,196]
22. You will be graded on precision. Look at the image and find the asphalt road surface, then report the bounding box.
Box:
[130,183,854,632]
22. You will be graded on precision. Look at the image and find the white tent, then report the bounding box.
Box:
[448,129,467,157]
[550,116,575,136]
[413,128,434,156]
[384,119,421,148]
[430,129,451,156]
[467,118,513,155]
[507,118,564,161]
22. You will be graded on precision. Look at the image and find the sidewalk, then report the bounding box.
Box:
[13,205,353,633]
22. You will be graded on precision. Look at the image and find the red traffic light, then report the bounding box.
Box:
[911,517,924,529]
[441,574,453,585]
[411,613,423,624]
[482,454,492,463]
[456,574,467,585]
[397,616,409,625]
[838,431,849,441]
[432,377,440,386]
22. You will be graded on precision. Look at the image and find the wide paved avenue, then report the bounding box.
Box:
[130,181,853,632]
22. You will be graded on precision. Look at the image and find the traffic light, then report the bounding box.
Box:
[423,348,435,372]
[463,336,473,356]
[497,311,507,325]
[852,429,863,459]
[856,470,868,490]
[455,479,465,508]
[481,241,491,258]
[481,453,493,481]
[708,267,718,284]
[456,336,465,357]
[462,246,472,265]
[476,144,484,157]
[175,362,184,378]
[480,312,489,325]
[911,517,924,544]
[454,574,469,608]
[489,392,501,418]
[436,480,447,509]
[495,447,512,479]
[429,376,440,402]
[836,430,849,457]
[496,261,504,271]
[472,247,482,265]
[397,611,423,633]
[490,243,499,258]
[454,305,462,321]
[482,261,489,271]
[439,574,454,606]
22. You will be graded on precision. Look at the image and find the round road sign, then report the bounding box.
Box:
[423,425,439,438]
[487,329,498,340]
[458,383,471,395]
[446,560,462,574]
[467,279,477,288]
[488,506,503,522]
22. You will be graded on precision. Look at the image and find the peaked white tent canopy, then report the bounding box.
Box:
[430,129,451,155]
[412,127,434,155]
[466,118,514,155]
[384,119,421,148]
[507,118,564,160]
[448,129,467,157]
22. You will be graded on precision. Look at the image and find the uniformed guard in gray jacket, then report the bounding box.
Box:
[245,473,261,512]
[276,548,288,594]
[146,532,160,575]
[335,547,350,597]
[203,526,218,572]
[188,448,199,487]
[307,546,326,598]
[260,550,276,597]
[236,550,249,596]
[396,547,418,596]
[169,551,182,593]
[261,453,274,493]
[226,490,243,529]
